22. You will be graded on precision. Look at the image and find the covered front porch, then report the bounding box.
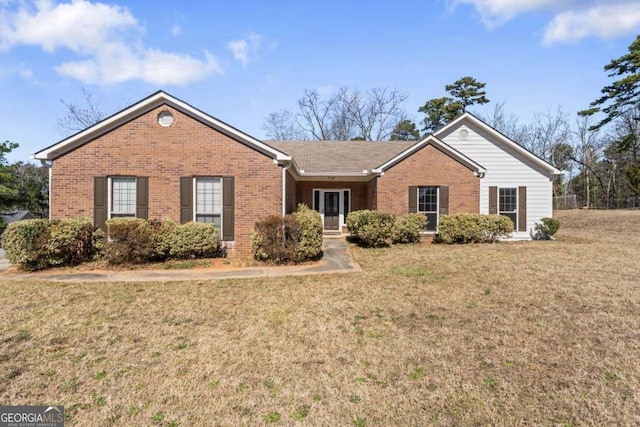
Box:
[288,178,377,233]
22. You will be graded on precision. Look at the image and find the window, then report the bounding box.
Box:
[418,186,438,231]
[344,191,350,218]
[499,187,517,226]
[195,178,222,228]
[111,177,136,218]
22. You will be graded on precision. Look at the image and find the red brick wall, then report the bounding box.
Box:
[376,144,479,216]
[50,105,283,256]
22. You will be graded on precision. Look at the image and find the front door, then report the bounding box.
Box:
[324,191,340,230]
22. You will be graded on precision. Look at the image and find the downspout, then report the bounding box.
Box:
[282,161,292,216]
[40,160,53,219]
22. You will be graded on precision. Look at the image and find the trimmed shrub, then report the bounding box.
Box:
[153,219,179,259]
[45,218,94,266]
[165,222,223,259]
[103,217,157,265]
[392,213,428,244]
[476,215,514,243]
[1,219,50,270]
[346,210,395,247]
[0,218,94,270]
[435,214,513,244]
[294,204,323,261]
[252,215,302,264]
[531,217,560,240]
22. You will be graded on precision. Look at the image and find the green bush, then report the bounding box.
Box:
[0,218,94,270]
[435,214,513,244]
[346,210,395,247]
[152,219,179,259]
[294,204,323,261]
[45,218,95,266]
[252,215,303,264]
[531,217,560,240]
[165,222,223,259]
[392,213,428,244]
[103,218,157,265]
[1,219,50,270]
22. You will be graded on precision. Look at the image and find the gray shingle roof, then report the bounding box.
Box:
[0,210,34,224]
[266,140,418,173]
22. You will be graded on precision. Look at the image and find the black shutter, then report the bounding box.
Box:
[222,177,234,241]
[180,177,193,224]
[489,186,498,214]
[408,186,417,213]
[439,186,449,216]
[518,186,527,232]
[136,177,149,219]
[94,177,108,228]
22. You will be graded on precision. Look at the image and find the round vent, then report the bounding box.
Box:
[459,129,469,139]
[158,111,174,127]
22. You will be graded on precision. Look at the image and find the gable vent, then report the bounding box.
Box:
[459,128,469,139]
[158,111,174,127]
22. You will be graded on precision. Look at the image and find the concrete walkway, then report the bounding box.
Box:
[0,238,360,283]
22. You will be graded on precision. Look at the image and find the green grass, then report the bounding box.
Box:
[1,210,639,425]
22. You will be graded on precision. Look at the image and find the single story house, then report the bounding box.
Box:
[33,91,561,255]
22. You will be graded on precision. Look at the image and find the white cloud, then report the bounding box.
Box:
[451,0,640,44]
[544,2,640,44]
[227,39,248,66]
[227,32,263,66]
[452,0,563,26]
[0,0,222,85]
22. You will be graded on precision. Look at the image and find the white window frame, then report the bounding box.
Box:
[193,177,223,229]
[417,186,439,232]
[498,187,518,226]
[108,177,137,219]
[312,189,351,231]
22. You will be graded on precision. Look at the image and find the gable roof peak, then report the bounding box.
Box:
[33,90,290,162]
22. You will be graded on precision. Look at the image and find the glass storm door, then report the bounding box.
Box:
[324,191,340,230]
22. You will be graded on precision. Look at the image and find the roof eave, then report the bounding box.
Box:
[375,135,486,175]
[33,91,290,162]
[435,112,561,175]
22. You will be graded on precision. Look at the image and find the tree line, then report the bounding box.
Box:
[0,141,49,231]
[262,35,640,208]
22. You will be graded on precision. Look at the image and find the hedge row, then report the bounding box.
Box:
[251,204,322,264]
[434,214,514,244]
[1,218,94,270]
[346,210,427,247]
[1,217,223,271]
[346,210,517,247]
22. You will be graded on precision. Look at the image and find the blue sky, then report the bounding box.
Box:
[2,0,640,162]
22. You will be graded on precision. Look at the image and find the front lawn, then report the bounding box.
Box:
[1,210,639,425]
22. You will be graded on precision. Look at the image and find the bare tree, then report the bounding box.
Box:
[479,101,529,145]
[264,86,409,141]
[570,115,603,207]
[57,86,106,135]
[520,107,570,163]
[297,89,335,140]
[262,110,305,140]
[336,87,408,141]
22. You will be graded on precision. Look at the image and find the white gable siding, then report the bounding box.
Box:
[439,121,554,238]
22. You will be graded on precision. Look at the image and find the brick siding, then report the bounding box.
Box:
[50,105,283,256]
[376,144,480,216]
